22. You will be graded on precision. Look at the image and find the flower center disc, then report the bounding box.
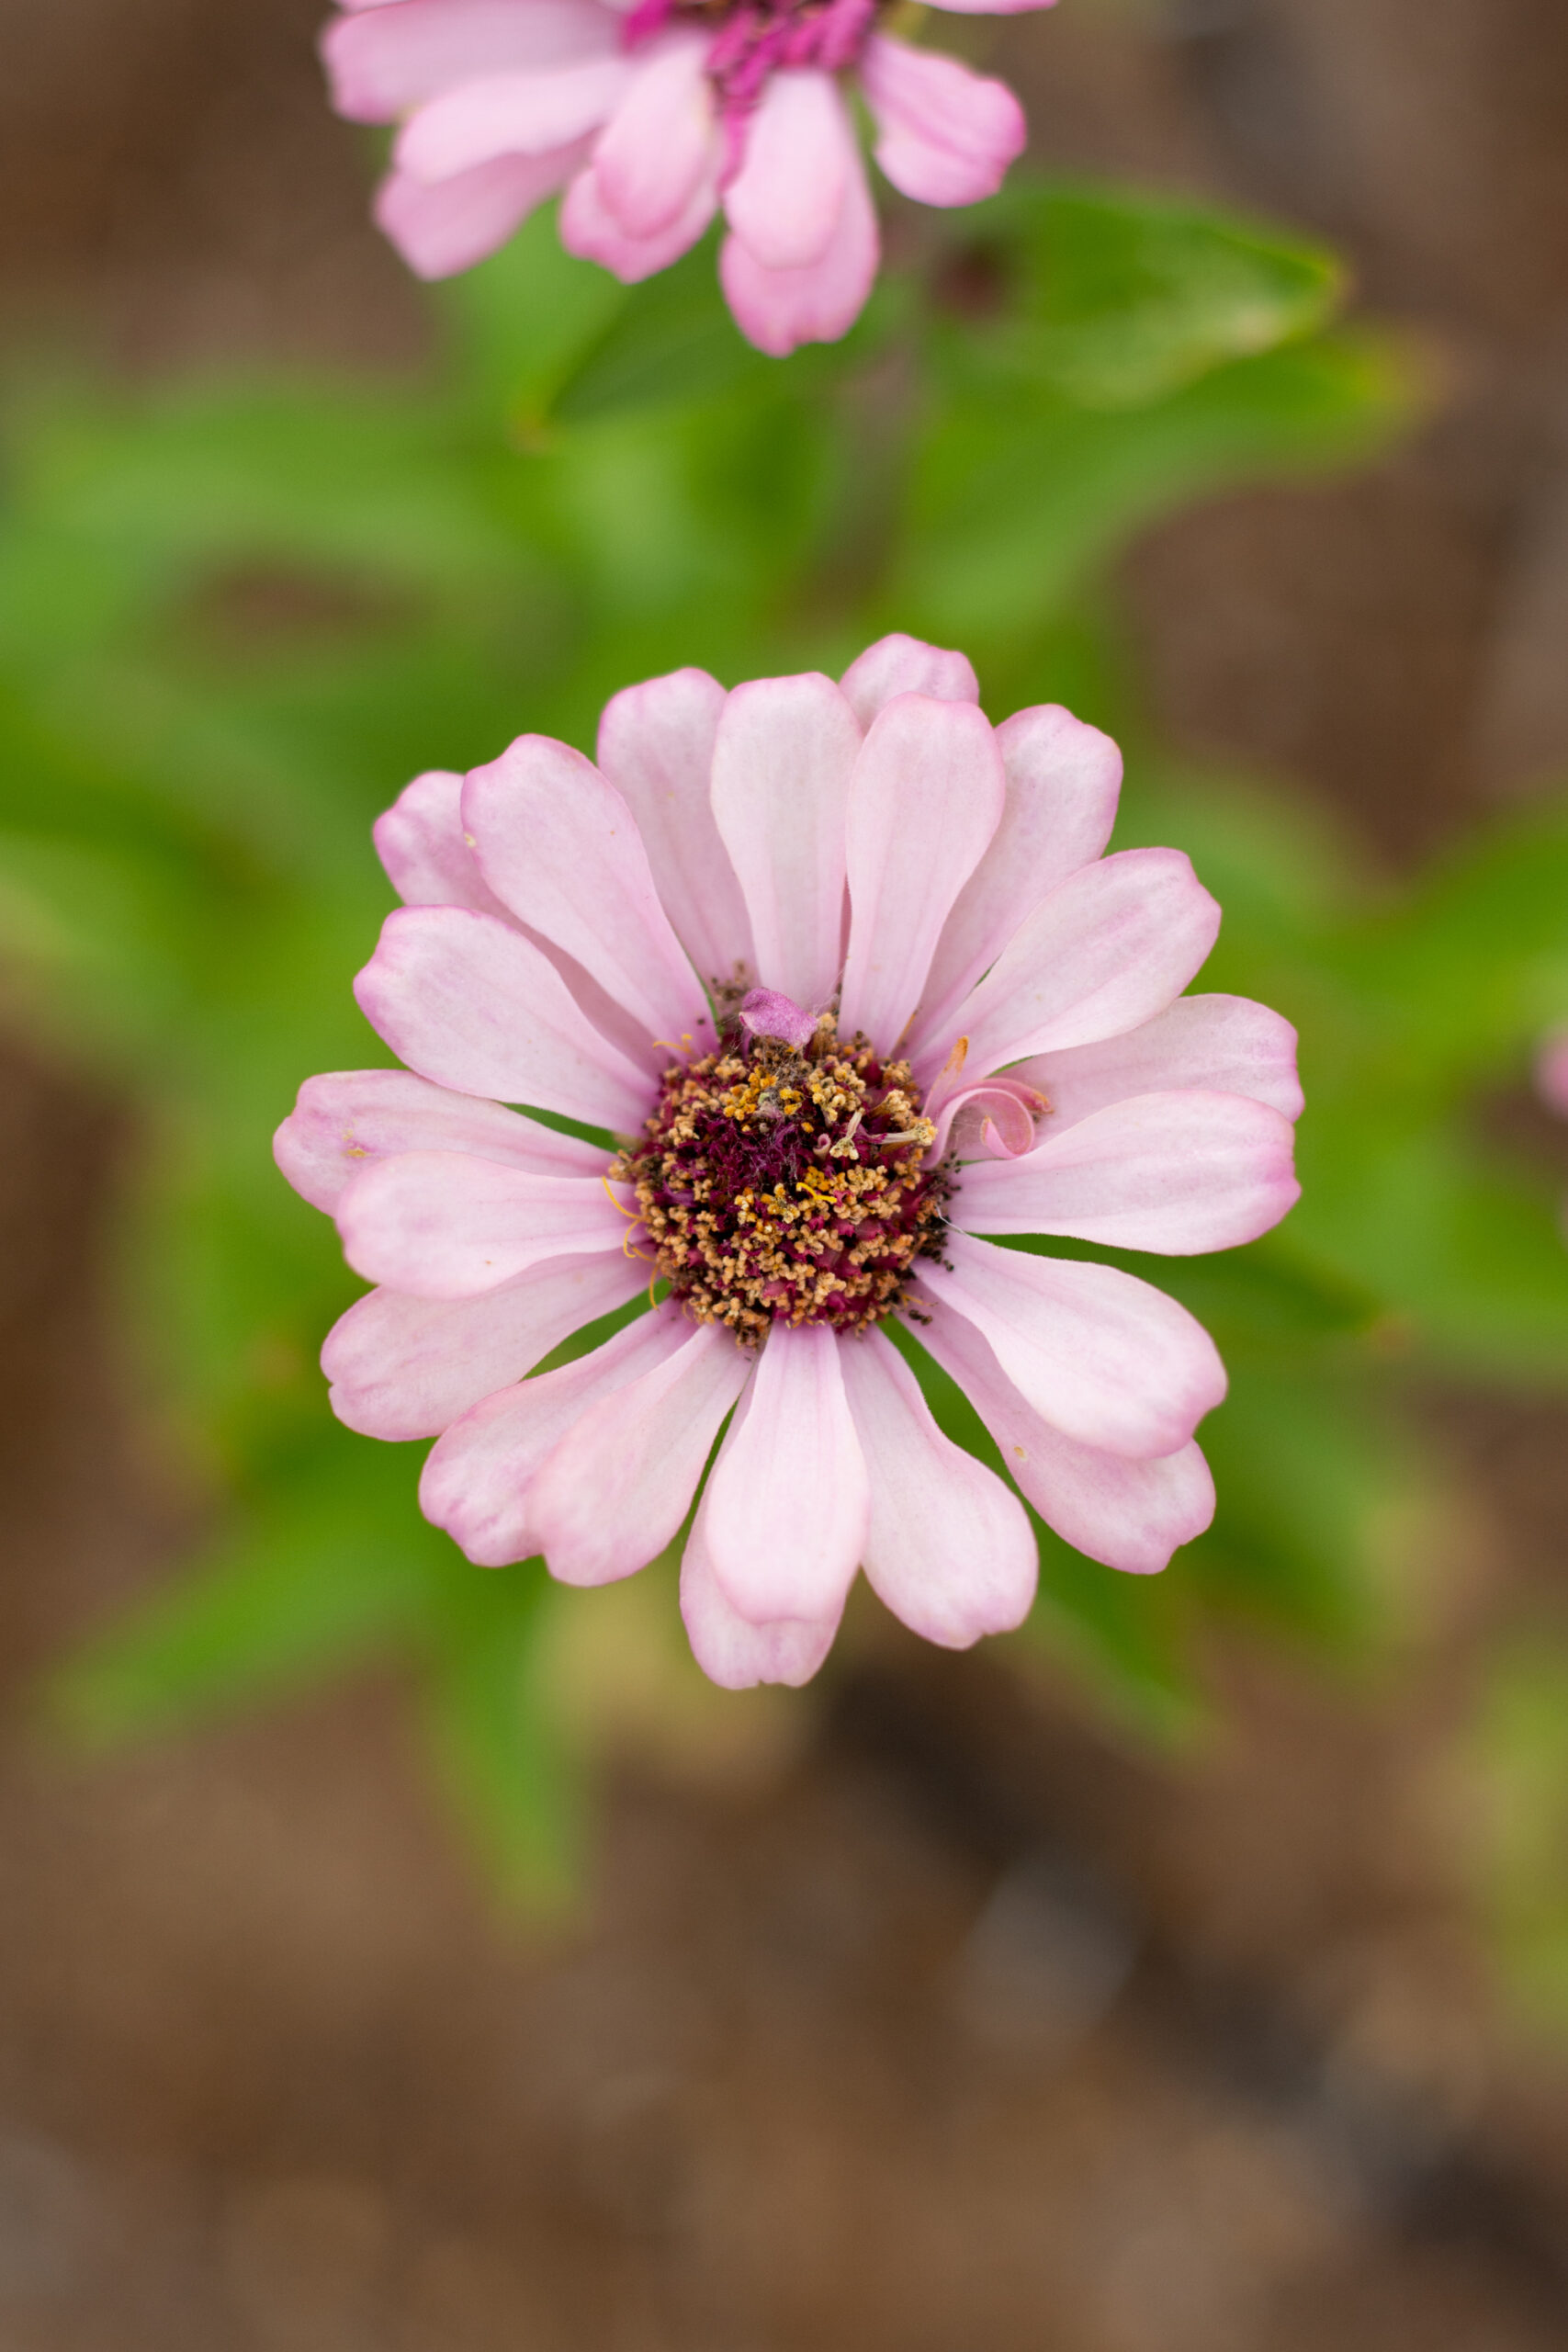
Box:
[616,1012,947,1341]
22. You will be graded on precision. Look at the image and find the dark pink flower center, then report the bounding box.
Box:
[615,999,949,1342]
[624,0,879,106]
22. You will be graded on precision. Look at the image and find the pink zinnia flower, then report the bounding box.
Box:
[321,0,1048,354]
[276,635,1303,1687]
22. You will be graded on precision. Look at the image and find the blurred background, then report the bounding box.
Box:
[3,0,1568,2346]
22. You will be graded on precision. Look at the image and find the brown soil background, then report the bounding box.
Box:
[3,2,1568,2345]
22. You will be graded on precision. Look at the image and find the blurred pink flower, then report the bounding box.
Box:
[276,635,1303,1687]
[321,0,1046,353]
[1539,1030,1568,1124]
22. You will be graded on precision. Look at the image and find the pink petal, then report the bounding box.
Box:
[355,906,653,1130]
[373,769,513,916]
[679,1503,842,1690]
[558,154,719,279]
[722,70,852,272]
[839,633,979,727]
[839,1330,1037,1645]
[421,1308,685,1566]
[838,695,1006,1049]
[592,32,716,238]
[719,142,880,356]
[701,1323,869,1623]
[528,1321,750,1585]
[920,0,1058,13]
[375,150,583,276]
[913,1296,1214,1575]
[927,1076,1043,1162]
[322,1251,645,1440]
[860,36,1025,209]
[924,849,1222,1096]
[323,0,618,123]
[595,668,753,989]
[1537,1029,1568,1118]
[709,673,863,1009]
[956,1090,1301,1254]
[908,704,1122,1065]
[915,1232,1227,1459]
[395,59,633,181]
[1014,994,1304,1130]
[462,735,712,1046]
[275,1068,602,1213]
[336,1152,633,1297]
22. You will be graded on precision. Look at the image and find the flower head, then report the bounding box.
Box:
[276,635,1303,1687]
[321,0,1051,353]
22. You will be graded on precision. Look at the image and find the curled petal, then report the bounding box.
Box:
[840,1330,1037,1645]
[276,1068,602,1214]
[916,1233,1226,1460]
[861,37,1025,209]
[421,1308,687,1566]
[336,1152,633,1298]
[1015,994,1304,1130]
[839,633,978,726]
[702,1323,869,1623]
[529,1320,750,1585]
[927,1078,1043,1163]
[680,1501,842,1690]
[955,1090,1302,1254]
[912,1297,1214,1575]
[323,1252,645,1440]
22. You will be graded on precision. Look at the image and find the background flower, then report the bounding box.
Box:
[276,634,1302,1687]
[321,0,1047,351]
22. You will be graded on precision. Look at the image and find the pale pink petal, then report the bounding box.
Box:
[595,668,753,989]
[1537,1029,1568,1118]
[722,70,851,271]
[324,0,618,122]
[839,633,979,727]
[908,705,1122,1065]
[354,906,653,1130]
[375,150,583,276]
[702,1323,869,1622]
[323,1252,645,1440]
[421,1308,685,1566]
[275,1068,602,1213]
[920,0,1058,12]
[592,31,717,237]
[916,1233,1226,1459]
[839,1330,1037,1645]
[558,155,719,279]
[927,1076,1043,1162]
[912,1296,1214,1575]
[679,1502,842,1690]
[336,1152,634,1297]
[1014,995,1304,1130]
[860,37,1025,209]
[924,849,1223,1096]
[529,1321,750,1585]
[395,59,633,180]
[709,673,863,1009]
[719,142,879,356]
[373,769,513,916]
[462,736,712,1046]
[956,1091,1301,1254]
[838,695,1005,1049]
